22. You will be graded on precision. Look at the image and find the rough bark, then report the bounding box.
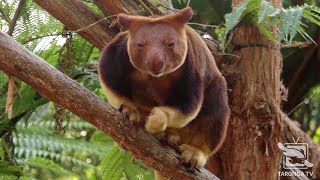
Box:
[33,0,118,49]
[93,0,147,16]
[0,32,218,180]
[206,25,283,179]
[206,0,319,179]
[93,0,164,17]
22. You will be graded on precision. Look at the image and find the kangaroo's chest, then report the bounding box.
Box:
[130,70,181,109]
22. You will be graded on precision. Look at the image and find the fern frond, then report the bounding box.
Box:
[303,7,320,27]
[297,26,316,44]
[255,22,275,42]
[16,118,95,131]
[99,146,153,180]
[258,1,279,23]
[220,0,320,51]
[13,0,63,50]
[13,132,111,158]
[224,1,249,34]
[15,103,96,131]
[15,147,93,168]
[17,158,74,176]
[279,7,304,43]
[0,160,23,177]
[99,146,123,179]
[304,4,320,15]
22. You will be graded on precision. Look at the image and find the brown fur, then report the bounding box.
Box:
[98,8,230,178]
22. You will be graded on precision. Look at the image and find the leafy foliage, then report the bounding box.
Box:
[216,0,320,51]
[17,158,74,179]
[0,160,22,177]
[98,145,154,180]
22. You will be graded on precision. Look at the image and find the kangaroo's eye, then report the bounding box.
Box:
[137,43,144,48]
[167,42,175,48]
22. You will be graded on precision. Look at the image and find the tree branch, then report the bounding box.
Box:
[33,0,119,49]
[21,33,61,44]
[0,31,218,180]
[0,6,11,25]
[93,0,145,16]
[137,0,164,15]
[280,41,313,49]
[7,0,26,36]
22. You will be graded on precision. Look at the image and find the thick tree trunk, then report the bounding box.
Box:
[206,0,284,179]
[207,25,283,179]
[207,0,319,179]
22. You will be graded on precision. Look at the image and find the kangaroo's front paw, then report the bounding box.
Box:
[178,144,208,167]
[119,104,141,125]
[166,134,181,149]
[145,107,167,134]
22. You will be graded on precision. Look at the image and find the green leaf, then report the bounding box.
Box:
[0,144,4,160]
[90,131,114,144]
[258,1,269,22]
[258,1,279,23]
[303,9,320,27]
[256,23,276,42]
[297,26,316,44]
[224,0,249,34]
[99,146,153,180]
[10,83,47,118]
[289,7,304,43]
[0,161,22,177]
[17,158,73,177]
[99,146,123,180]
[220,0,319,48]
[0,176,18,180]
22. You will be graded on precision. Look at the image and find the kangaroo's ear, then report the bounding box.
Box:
[172,7,193,24]
[117,14,134,30]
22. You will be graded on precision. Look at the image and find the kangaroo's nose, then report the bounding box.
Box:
[146,57,164,74]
